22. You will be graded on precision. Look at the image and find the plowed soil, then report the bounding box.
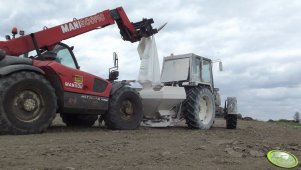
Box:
[0,117,300,170]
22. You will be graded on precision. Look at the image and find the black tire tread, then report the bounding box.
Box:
[226,114,237,129]
[183,87,215,129]
[104,87,143,130]
[0,71,57,135]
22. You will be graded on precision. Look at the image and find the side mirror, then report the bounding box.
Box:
[108,52,119,81]
[219,61,223,71]
[113,52,118,68]
[212,59,223,72]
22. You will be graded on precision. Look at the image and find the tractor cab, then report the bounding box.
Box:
[46,43,120,81]
[160,53,223,112]
[161,53,216,90]
[22,42,80,70]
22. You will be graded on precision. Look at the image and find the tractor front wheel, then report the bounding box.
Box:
[183,87,215,129]
[0,71,57,134]
[104,87,143,130]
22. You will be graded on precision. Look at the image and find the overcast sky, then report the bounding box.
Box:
[0,0,300,120]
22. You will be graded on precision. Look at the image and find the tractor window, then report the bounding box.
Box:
[202,60,212,83]
[191,58,201,82]
[161,58,190,83]
[55,48,77,69]
[50,44,77,69]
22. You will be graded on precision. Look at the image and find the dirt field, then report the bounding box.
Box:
[0,117,300,170]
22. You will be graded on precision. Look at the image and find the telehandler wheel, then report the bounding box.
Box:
[183,87,215,129]
[226,114,237,129]
[60,114,98,127]
[0,71,57,135]
[104,87,143,130]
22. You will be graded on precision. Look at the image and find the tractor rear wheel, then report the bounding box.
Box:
[104,87,143,130]
[183,87,215,129]
[61,114,98,127]
[0,71,57,134]
[226,114,237,129]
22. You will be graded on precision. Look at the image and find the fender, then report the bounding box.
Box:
[110,80,138,96]
[0,64,45,76]
[110,82,126,96]
[0,55,32,67]
[42,68,64,112]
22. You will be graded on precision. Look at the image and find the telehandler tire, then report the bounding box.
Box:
[104,87,143,130]
[61,114,98,127]
[183,87,215,129]
[0,71,57,134]
[226,114,237,129]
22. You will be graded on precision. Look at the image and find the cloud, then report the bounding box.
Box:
[0,0,300,120]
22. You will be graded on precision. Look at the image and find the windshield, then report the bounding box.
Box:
[50,44,77,69]
[161,58,190,82]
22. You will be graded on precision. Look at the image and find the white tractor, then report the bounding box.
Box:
[104,37,238,130]
[138,53,238,129]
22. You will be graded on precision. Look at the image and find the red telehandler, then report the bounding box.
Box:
[0,7,158,134]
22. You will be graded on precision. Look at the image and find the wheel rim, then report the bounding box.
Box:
[120,99,134,120]
[198,96,213,124]
[12,90,43,122]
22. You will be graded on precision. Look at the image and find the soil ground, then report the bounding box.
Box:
[0,117,300,170]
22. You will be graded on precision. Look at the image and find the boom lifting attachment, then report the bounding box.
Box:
[0,7,158,56]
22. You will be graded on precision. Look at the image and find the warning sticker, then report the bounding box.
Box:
[74,75,83,83]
